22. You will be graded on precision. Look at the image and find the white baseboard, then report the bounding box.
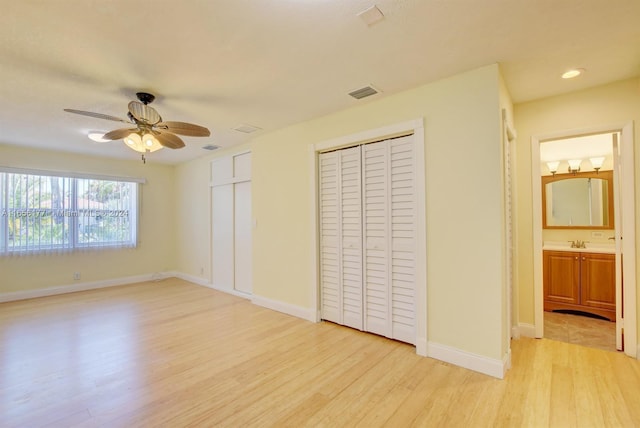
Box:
[251,294,317,322]
[427,341,508,379]
[511,325,521,339]
[0,273,164,303]
[170,271,251,299]
[416,338,428,357]
[517,323,537,338]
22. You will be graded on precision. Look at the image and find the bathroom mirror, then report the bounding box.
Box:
[542,170,614,229]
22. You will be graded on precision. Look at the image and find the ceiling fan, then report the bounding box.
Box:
[64,92,211,162]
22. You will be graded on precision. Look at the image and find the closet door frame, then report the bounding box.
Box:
[310,119,427,356]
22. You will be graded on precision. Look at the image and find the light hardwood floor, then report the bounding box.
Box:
[2,278,640,427]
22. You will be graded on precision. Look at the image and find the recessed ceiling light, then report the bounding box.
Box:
[562,69,584,79]
[88,132,110,142]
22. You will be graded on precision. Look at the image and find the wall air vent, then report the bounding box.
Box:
[348,85,380,100]
[202,144,220,151]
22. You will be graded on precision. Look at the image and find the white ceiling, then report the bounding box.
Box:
[1,0,639,164]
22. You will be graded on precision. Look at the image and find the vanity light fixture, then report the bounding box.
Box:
[546,161,560,175]
[567,159,582,174]
[590,156,605,173]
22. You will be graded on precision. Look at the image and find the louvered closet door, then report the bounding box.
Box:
[363,135,416,344]
[319,147,363,330]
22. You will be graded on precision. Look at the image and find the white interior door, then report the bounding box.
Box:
[212,184,234,291]
[234,180,252,294]
[612,133,623,350]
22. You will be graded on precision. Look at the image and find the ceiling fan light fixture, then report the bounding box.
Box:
[142,133,163,152]
[123,133,145,153]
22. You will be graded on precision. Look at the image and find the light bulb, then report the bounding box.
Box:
[142,133,163,152]
[123,133,145,153]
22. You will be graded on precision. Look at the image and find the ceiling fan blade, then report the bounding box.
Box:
[64,109,131,123]
[102,128,138,141]
[128,101,162,125]
[157,121,211,137]
[154,131,185,149]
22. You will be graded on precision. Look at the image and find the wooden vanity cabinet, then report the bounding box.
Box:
[543,250,615,321]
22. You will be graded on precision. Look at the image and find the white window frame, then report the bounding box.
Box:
[0,166,144,254]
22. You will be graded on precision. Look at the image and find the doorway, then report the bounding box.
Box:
[531,123,637,357]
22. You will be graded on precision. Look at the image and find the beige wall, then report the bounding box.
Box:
[0,144,177,293]
[513,77,640,327]
[176,64,510,361]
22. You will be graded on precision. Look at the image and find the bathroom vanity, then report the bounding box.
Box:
[543,243,616,321]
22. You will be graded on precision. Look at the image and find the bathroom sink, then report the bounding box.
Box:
[542,241,615,254]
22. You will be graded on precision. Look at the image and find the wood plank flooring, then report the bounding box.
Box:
[2,278,640,427]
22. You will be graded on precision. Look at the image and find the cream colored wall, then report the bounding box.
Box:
[514,77,640,327]
[0,144,177,293]
[175,64,509,361]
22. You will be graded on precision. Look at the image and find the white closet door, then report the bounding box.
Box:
[320,137,415,344]
[362,141,391,337]
[319,151,341,324]
[319,147,363,330]
[388,136,416,343]
[340,147,363,330]
[363,136,416,344]
[234,180,252,294]
[212,184,234,291]
[211,152,252,295]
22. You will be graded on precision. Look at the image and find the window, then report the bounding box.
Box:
[0,169,139,254]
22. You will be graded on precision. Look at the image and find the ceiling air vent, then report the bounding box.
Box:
[233,124,262,133]
[202,144,220,151]
[348,85,379,100]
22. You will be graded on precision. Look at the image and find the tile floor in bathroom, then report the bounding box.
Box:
[544,311,617,352]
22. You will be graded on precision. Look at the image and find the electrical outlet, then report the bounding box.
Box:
[591,231,605,239]
[73,272,81,281]
[200,267,204,275]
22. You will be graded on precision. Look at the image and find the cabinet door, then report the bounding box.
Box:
[543,251,580,305]
[580,253,616,311]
